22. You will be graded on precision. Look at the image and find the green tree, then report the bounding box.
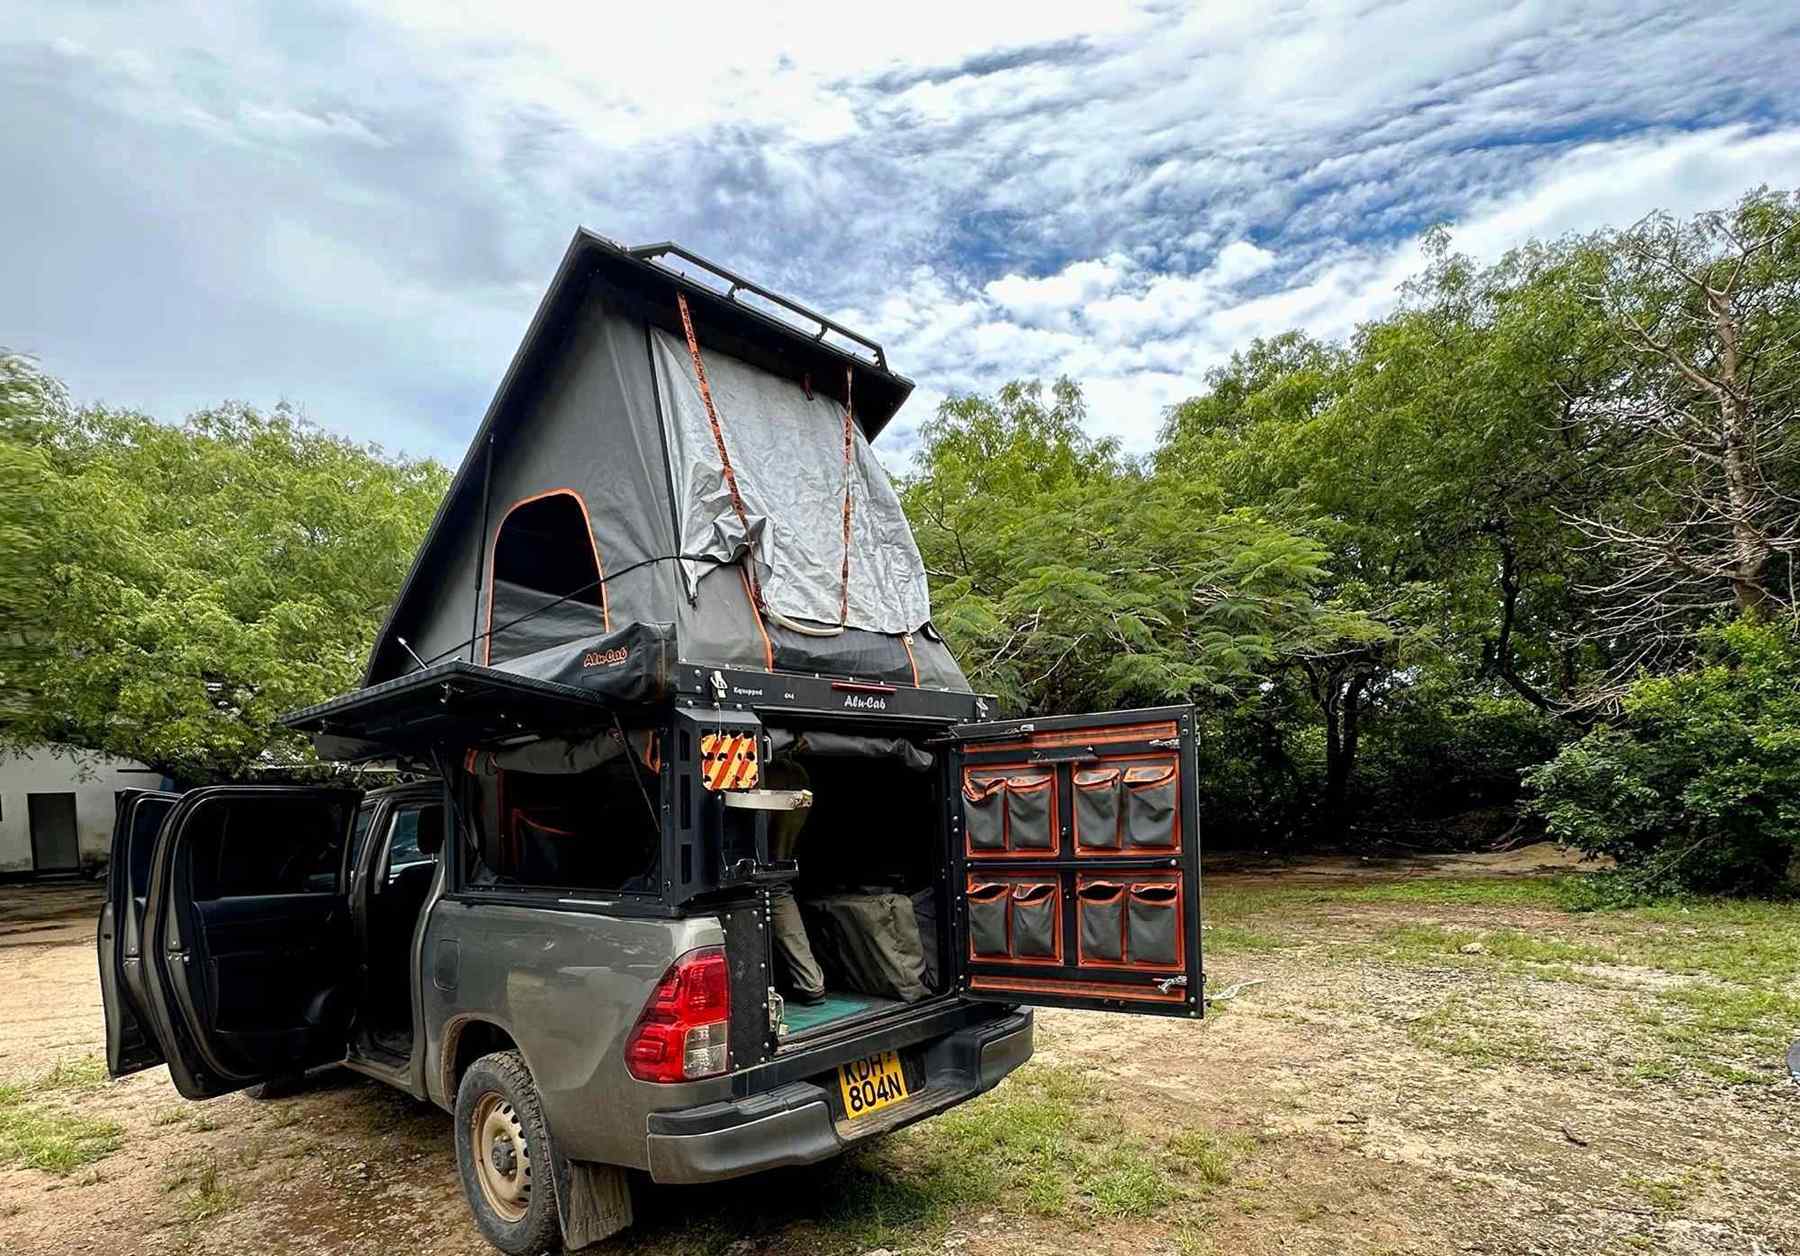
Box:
[906,378,1386,839]
[0,355,447,782]
[1527,616,1800,895]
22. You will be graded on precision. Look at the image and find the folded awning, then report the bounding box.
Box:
[280,661,624,761]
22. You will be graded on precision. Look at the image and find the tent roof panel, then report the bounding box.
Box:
[363,230,915,685]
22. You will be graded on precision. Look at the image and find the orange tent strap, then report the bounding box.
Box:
[839,365,854,626]
[677,292,764,610]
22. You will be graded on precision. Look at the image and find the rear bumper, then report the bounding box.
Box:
[644,1009,1033,1185]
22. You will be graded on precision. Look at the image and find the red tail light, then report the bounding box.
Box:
[624,946,731,1083]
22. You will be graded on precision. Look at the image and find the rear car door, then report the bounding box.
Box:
[138,786,362,1098]
[950,705,1202,1018]
[97,789,180,1077]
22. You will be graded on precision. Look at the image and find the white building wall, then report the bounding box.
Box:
[0,746,163,874]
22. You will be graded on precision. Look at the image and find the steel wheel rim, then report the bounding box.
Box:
[470,1091,531,1223]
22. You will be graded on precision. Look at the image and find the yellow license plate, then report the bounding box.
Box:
[838,1050,909,1120]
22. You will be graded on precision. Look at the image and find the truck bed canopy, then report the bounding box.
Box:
[295,232,968,757]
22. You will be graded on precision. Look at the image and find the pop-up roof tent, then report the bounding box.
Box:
[290,233,969,757]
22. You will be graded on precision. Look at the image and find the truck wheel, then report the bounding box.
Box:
[455,1050,559,1255]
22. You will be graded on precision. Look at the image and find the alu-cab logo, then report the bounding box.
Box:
[842,694,887,711]
[581,646,630,669]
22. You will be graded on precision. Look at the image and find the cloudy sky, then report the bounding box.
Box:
[4,2,1799,468]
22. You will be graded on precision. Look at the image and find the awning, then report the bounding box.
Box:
[280,662,625,762]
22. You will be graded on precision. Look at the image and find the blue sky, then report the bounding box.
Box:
[4,1,1799,467]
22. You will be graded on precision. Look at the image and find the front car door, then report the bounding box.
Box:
[97,788,180,1077]
[138,786,362,1098]
[951,705,1202,1018]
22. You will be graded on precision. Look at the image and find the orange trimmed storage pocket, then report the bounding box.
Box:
[1073,768,1122,850]
[1004,773,1055,851]
[968,882,1010,957]
[1126,882,1180,966]
[1077,879,1125,963]
[1123,762,1178,849]
[1010,882,1059,958]
[963,776,1006,851]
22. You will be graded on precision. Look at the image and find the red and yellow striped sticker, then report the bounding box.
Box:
[699,733,760,791]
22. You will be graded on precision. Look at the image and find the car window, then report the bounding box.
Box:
[384,804,442,877]
[189,796,351,900]
[347,805,377,877]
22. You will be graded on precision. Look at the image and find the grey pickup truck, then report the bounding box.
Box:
[96,232,1205,1253]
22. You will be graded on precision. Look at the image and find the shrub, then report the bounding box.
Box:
[1526,618,1800,895]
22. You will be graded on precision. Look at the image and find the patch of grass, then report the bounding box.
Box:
[164,1153,238,1223]
[0,1082,124,1174]
[151,1108,187,1126]
[35,1056,109,1093]
[1375,923,1618,968]
[1203,923,1288,954]
[1623,1170,1704,1215]
[622,1065,1197,1254]
[1624,982,1800,1084]
[1088,1144,1178,1218]
[1613,904,1800,987]
[919,1063,1179,1221]
[189,1112,221,1132]
[1310,876,1587,910]
[1404,996,1564,1071]
[1166,1130,1236,1186]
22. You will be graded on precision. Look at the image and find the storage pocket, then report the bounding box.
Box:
[1073,768,1122,849]
[1077,880,1125,963]
[1010,883,1058,958]
[1004,774,1055,850]
[963,776,1006,851]
[968,882,1010,957]
[1126,883,1180,966]
[1123,763,1178,849]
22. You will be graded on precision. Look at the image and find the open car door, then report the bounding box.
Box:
[950,706,1202,1018]
[98,788,180,1077]
[139,786,362,1099]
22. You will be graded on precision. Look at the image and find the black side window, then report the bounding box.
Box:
[188,797,349,900]
[461,737,661,896]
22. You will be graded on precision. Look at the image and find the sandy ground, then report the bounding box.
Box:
[2,849,1795,1256]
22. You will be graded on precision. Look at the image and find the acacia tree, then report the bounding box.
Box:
[1576,190,1800,670]
[0,356,447,783]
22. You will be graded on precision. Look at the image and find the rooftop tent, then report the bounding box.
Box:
[359,233,968,705]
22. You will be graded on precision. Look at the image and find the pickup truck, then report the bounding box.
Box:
[95,232,1205,1253]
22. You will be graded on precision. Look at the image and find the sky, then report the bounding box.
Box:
[4,1,1800,470]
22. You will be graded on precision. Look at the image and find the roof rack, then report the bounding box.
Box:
[627,241,888,371]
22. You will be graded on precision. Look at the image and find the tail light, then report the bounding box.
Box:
[624,946,731,1083]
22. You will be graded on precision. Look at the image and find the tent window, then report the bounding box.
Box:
[486,491,607,665]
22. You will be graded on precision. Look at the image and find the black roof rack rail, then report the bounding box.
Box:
[627,241,888,371]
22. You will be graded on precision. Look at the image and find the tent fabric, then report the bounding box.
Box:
[650,327,932,635]
[496,622,676,705]
[487,578,607,666]
[356,252,973,703]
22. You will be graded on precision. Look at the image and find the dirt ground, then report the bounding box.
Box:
[2,848,1796,1256]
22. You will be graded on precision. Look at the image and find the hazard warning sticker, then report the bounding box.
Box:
[699,733,760,791]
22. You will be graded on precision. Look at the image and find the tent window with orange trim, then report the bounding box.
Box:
[486,490,609,666]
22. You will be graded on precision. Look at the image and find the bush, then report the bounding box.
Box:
[1526,618,1800,895]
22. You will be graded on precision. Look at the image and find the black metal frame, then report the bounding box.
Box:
[628,242,889,370]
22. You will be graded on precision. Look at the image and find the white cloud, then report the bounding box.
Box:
[0,0,1797,468]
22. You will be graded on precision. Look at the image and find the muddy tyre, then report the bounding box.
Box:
[455,1050,559,1255]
